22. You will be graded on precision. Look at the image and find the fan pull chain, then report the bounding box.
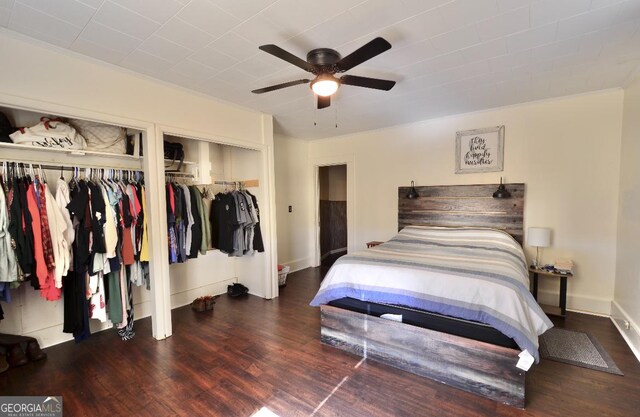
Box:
[314,94,317,126]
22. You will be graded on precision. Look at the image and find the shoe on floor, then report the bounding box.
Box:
[191,297,206,312]
[7,344,28,367]
[227,283,249,297]
[26,341,46,361]
[203,296,216,310]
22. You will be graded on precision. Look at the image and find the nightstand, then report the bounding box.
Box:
[366,241,383,248]
[529,266,573,317]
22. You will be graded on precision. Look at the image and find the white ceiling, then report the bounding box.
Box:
[1,0,639,139]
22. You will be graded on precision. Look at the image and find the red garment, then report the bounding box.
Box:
[44,270,61,301]
[26,184,61,301]
[38,181,55,270]
[26,185,46,285]
[131,186,141,217]
[167,183,175,214]
[122,227,135,266]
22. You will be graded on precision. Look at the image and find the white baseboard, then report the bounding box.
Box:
[170,278,237,309]
[282,257,313,273]
[537,289,611,316]
[29,281,234,348]
[30,300,153,349]
[610,301,640,362]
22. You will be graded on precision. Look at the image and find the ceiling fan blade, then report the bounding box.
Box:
[259,44,316,72]
[335,37,392,72]
[252,79,310,94]
[340,75,396,91]
[317,95,331,109]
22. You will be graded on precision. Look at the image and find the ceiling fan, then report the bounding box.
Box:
[251,37,396,109]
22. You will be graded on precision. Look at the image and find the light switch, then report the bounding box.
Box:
[288,205,292,212]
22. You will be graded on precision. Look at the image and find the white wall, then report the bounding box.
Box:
[612,76,640,359]
[275,90,625,315]
[274,134,314,272]
[0,32,274,346]
[0,32,264,145]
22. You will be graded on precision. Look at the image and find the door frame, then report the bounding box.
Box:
[312,155,355,267]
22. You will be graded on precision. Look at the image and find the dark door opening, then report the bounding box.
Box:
[318,165,347,268]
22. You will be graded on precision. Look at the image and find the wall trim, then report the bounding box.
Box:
[536,290,611,316]
[28,300,153,349]
[282,257,314,273]
[610,301,640,362]
[308,88,623,142]
[170,278,237,310]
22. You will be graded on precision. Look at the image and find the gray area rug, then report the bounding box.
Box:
[539,328,623,375]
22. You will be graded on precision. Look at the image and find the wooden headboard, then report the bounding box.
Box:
[398,183,525,244]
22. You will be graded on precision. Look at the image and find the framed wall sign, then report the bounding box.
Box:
[455,125,504,174]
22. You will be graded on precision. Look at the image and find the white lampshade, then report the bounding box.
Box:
[311,74,339,96]
[527,227,551,247]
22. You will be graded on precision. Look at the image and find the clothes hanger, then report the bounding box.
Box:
[39,164,47,184]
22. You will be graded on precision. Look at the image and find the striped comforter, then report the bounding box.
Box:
[310,226,553,362]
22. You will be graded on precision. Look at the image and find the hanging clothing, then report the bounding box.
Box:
[192,186,208,255]
[164,182,264,262]
[26,183,48,291]
[36,181,56,271]
[247,190,265,253]
[0,182,17,283]
[9,177,34,278]
[201,188,214,250]
[56,178,75,249]
[139,185,150,263]
[87,181,107,254]
[43,184,68,288]
[101,184,118,258]
[0,168,143,340]
[67,180,91,267]
[179,184,194,255]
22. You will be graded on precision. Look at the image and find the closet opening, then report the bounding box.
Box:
[159,129,275,336]
[0,103,164,348]
[317,164,347,269]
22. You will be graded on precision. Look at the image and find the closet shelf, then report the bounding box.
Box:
[0,142,143,170]
[0,142,140,159]
[163,159,197,166]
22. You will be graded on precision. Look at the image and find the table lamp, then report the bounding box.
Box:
[527,227,551,268]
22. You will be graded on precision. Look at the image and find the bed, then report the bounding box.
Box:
[310,183,552,408]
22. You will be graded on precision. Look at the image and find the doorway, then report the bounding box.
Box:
[318,165,348,268]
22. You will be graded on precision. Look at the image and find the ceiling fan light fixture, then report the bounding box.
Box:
[311,75,339,97]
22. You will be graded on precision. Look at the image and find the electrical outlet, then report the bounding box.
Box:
[624,320,630,330]
[288,205,292,213]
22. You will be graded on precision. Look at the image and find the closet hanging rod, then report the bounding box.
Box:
[0,159,143,173]
[213,179,260,188]
[165,171,194,177]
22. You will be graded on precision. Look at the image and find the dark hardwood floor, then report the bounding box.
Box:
[1,267,639,416]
